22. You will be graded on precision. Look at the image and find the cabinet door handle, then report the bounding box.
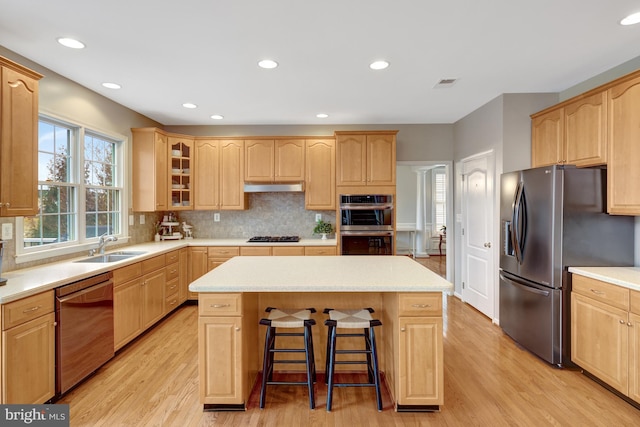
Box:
[628,322,633,327]
[22,305,41,313]
[590,289,605,296]
[620,319,626,324]
[412,304,431,308]
[235,327,241,331]
[401,327,406,332]
[211,304,230,308]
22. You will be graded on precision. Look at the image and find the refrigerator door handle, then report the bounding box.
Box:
[500,272,550,297]
[512,182,524,263]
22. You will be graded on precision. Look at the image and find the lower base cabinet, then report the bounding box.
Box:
[1,291,55,404]
[571,273,640,404]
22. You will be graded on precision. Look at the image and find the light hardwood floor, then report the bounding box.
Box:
[57,282,639,426]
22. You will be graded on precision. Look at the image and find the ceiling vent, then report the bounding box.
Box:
[434,78,458,88]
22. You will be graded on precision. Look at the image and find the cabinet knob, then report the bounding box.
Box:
[620,319,625,324]
[628,322,633,327]
[235,327,241,331]
[484,242,492,248]
[401,327,406,332]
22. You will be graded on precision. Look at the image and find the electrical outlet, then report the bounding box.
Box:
[129,215,134,226]
[2,223,12,240]
[139,215,145,225]
[214,213,220,222]
[315,214,322,222]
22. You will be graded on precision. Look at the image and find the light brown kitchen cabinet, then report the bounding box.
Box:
[165,251,181,314]
[272,246,305,256]
[188,247,239,300]
[1,290,55,404]
[0,57,42,217]
[336,131,397,186]
[304,246,337,256]
[571,274,640,404]
[194,139,247,210]
[394,293,443,407]
[113,263,143,350]
[607,74,640,215]
[531,108,564,168]
[179,248,189,304]
[564,91,607,167]
[142,266,166,329]
[305,138,335,210]
[168,136,193,210]
[240,246,271,256]
[198,293,258,406]
[132,128,168,212]
[245,139,304,182]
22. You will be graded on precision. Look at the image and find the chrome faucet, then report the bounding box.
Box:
[96,233,118,255]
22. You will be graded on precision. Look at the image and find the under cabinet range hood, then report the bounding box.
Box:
[243,182,304,192]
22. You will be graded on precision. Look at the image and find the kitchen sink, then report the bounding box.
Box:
[74,251,147,263]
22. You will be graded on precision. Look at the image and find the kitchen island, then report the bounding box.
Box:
[189,255,453,412]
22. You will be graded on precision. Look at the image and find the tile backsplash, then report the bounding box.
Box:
[173,193,336,239]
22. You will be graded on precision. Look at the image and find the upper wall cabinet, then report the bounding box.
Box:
[305,139,335,210]
[531,92,607,169]
[244,139,304,182]
[0,57,43,217]
[132,128,168,212]
[194,139,247,211]
[607,74,640,215]
[336,131,397,186]
[531,108,564,168]
[564,92,607,167]
[168,136,193,210]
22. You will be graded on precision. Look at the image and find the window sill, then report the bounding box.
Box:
[15,236,131,265]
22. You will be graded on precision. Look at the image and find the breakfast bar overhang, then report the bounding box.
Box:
[189,255,453,412]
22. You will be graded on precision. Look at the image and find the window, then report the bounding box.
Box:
[432,168,446,234]
[17,115,126,262]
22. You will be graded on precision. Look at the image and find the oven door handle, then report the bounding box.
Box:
[339,203,394,210]
[340,230,394,237]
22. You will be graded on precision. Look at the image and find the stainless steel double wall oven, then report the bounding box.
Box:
[339,194,394,255]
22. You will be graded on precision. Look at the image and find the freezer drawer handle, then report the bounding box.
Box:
[500,272,550,297]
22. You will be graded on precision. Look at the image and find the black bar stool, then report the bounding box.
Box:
[259,307,317,409]
[323,307,382,412]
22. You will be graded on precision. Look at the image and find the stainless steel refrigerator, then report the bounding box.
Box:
[499,165,634,366]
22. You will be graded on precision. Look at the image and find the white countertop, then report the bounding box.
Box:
[568,266,640,292]
[0,238,336,303]
[189,255,453,293]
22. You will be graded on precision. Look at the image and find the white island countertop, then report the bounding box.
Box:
[568,266,640,292]
[189,255,453,293]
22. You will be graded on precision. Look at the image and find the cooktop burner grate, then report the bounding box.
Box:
[247,236,300,243]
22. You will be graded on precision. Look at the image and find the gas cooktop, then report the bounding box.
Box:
[247,236,300,243]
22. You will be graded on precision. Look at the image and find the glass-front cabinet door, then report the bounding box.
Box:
[168,137,193,210]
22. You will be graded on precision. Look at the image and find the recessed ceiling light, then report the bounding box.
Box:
[57,37,85,49]
[258,59,279,69]
[182,103,197,109]
[369,60,389,70]
[621,12,640,25]
[210,114,224,120]
[102,82,121,89]
[316,113,329,119]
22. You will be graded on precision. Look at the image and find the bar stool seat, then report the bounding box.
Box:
[259,307,316,409]
[323,307,382,412]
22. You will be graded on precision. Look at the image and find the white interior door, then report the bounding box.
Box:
[461,152,494,318]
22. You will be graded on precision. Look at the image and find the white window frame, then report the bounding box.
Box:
[432,168,446,235]
[15,113,129,264]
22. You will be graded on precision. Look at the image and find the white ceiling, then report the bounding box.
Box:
[1,0,639,126]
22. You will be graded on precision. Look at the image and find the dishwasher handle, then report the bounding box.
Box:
[56,279,113,305]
